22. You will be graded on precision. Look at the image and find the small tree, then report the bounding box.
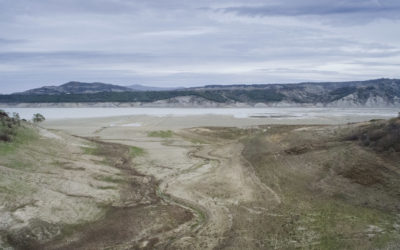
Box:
[0,109,7,119]
[32,113,45,123]
[12,112,21,126]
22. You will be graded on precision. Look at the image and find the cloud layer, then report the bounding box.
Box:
[0,0,399,93]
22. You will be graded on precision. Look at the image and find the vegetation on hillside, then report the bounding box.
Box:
[0,111,45,156]
[1,78,399,105]
[0,89,282,104]
[0,110,23,142]
[239,124,400,249]
[346,117,400,152]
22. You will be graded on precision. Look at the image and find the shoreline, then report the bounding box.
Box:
[2,107,397,125]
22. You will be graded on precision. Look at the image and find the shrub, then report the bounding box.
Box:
[0,111,22,142]
[32,113,45,123]
[346,117,400,152]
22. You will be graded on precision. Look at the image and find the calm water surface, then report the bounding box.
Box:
[2,107,398,120]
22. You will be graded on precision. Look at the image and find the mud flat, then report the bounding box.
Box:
[37,114,400,249]
[1,112,399,249]
[43,116,287,249]
[0,124,197,249]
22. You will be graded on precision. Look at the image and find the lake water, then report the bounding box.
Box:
[2,107,399,120]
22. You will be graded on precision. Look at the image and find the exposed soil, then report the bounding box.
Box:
[0,128,195,250]
[38,140,194,250]
[2,115,400,249]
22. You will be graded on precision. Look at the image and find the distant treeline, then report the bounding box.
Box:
[0,89,284,103]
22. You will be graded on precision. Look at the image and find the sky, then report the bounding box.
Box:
[1,0,400,93]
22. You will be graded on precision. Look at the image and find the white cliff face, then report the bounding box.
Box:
[327,94,356,107]
[146,96,225,107]
[364,96,386,107]
[327,93,400,108]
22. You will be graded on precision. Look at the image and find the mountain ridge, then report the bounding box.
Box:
[17,81,132,95]
[15,81,175,95]
[3,78,400,107]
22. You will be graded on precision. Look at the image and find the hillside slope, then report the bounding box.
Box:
[237,118,400,248]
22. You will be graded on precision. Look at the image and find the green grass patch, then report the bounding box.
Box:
[147,130,173,138]
[191,207,206,229]
[273,198,398,249]
[130,146,145,158]
[96,175,125,184]
[0,125,38,155]
[307,200,397,249]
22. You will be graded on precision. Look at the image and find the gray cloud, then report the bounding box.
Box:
[218,0,400,20]
[0,0,399,93]
[0,51,156,63]
[0,38,27,44]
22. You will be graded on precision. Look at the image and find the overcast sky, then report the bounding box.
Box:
[1,0,400,93]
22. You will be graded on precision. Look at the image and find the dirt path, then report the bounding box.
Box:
[114,129,282,249]
[171,143,279,248]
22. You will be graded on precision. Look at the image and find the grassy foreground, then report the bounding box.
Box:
[238,120,400,249]
[184,119,400,249]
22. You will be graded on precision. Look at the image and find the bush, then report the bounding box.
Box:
[0,110,22,142]
[32,113,45,123]
[0,131,12,142]
[346,117,400,152]
[0,109,8,119]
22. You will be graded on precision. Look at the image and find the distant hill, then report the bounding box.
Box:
[16,81,179,95]
[2,78,400,107]
[17,81,133,95]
